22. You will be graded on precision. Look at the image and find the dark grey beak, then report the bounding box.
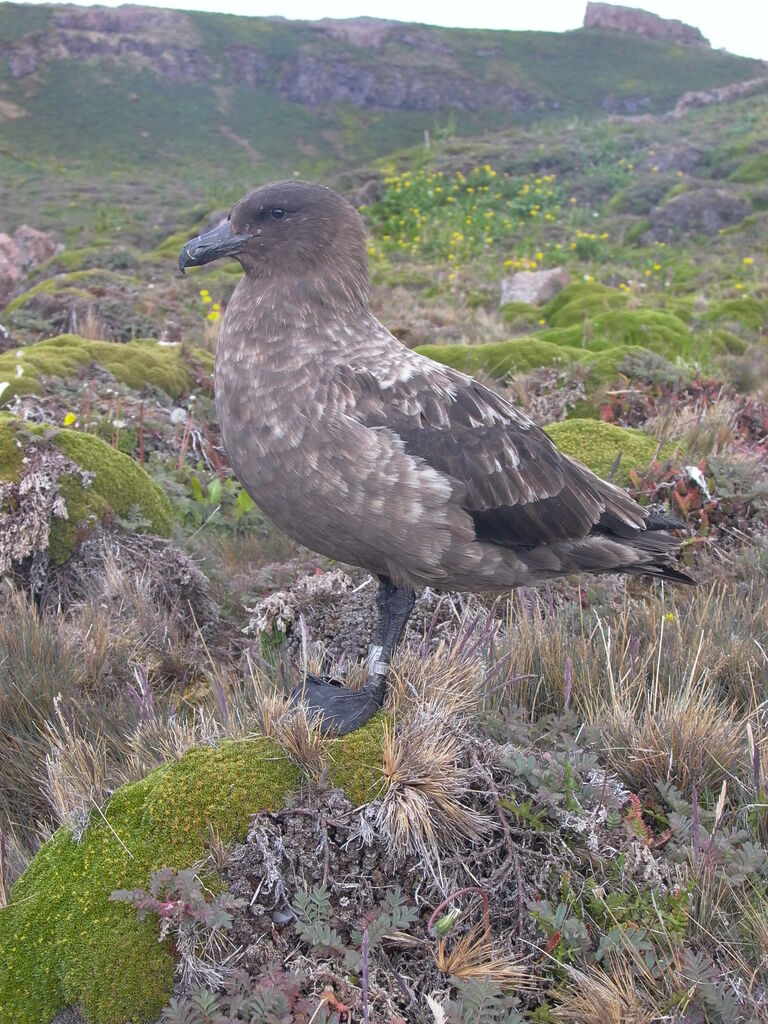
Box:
[178,220,252,274]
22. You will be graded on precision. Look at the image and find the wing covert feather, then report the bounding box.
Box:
[329,357,645,551]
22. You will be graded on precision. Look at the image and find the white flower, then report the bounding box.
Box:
[15,365,23,378]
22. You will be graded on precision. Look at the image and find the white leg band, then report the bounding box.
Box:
[367,644,389,677]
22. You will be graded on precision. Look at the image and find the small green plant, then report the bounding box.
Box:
[111,866,244,988]
[444,977,524,1024]
[162,968,318,1024]
[294,883,418,972]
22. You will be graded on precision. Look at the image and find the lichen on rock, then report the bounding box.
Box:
[0,415,172,572]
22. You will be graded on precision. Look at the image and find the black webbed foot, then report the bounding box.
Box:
[288,577,415,736]
[290,673,385,736]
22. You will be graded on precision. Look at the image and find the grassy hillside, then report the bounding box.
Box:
[0,1,763,189]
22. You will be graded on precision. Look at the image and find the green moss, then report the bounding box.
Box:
[606,189,628,213]
[703,327,749,355]
[188,346,216,375]
[0,335,92,398]
[536,325,618,352]
[419,331,675,398]
[499,301,543,331]
[589,309,692,358]
[704,297,767,333]
[545,282,628,327]
[417,338,577,377]
[580,345,655,387]
[48,472,111,564]
[0,417,23,483]
[92,339,190,398]
[327,713,388,805]
[545,418,668,485]
[3,269,135,315]
[0,730,385,1024]
[51,429,172,561]
[624,217,652,245]
[729,151,768,183]
[152,229,196,258]
[0,335,192,401]
[1,414,172,562]
[38,246,105,274]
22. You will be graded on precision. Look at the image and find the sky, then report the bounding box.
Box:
[12,0,768,60]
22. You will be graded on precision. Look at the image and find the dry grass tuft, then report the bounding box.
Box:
[593,669,745,796]
[0,592,86,829]
[434,919,531,990]
[647,395,738,459]
[492,555,768,796]
[552,957,655,1024]
[121,712,212,781]
[376,703,491,857]
[239,654,293,739]
[389,641,491,721]
[41,697,110,841]
[271,703,330,784]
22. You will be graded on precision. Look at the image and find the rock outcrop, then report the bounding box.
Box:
[0,6,547,114]
[500,267,571,306]
[0,225,57,309]
[642,188,750,243]
[668,76,768,119]
[584,2,709,47]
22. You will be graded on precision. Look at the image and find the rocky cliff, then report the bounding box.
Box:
[0,5,546,113]
[584,2,709,47]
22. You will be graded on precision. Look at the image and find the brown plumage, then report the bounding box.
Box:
[180,180,691,733]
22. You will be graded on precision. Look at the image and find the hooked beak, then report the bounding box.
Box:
[178,220,252,274]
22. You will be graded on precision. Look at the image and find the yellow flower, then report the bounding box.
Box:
[207,311,221,322]
[199,289,210,298]
[538,318,546,325]
[536,251,544,261]
[653,263,661,271]
[212,302,221,311]
[63,412,77,427]
[202,295,212,304]
[743,256,754,265]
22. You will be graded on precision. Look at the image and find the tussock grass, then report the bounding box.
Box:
[0,593,86,831]
[490,547,768,797]
[552,957,656,1024]
[377,704,491,857]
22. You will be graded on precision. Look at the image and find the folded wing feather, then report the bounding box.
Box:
[329,356,648,552]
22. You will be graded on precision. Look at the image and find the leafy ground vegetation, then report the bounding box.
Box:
[1,11,768,1022]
